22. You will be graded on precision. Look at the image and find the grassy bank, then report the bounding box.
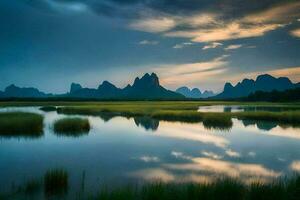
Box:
[1,101,300,128]
[235,112,300,127]
[0,112,44,137]
[53,118,90,136]
[55,102,300,128]
[93,177,300,200]
[39,106,57,112]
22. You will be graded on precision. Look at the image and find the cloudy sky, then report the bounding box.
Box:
[0,0,300,93]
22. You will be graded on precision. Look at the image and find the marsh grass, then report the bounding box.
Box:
[93,176,300,200]
[57,103,300,128]
[235,112,300,127]
[203,114,233,131]
[0,112,43,137]
[54,117,90,136]
[39,106,56,112]
[44,169,68,197]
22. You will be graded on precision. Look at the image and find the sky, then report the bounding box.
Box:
[0,0,300,93]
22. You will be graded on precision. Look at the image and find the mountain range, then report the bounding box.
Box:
[215,74,300,99]
[1,73,299,100]
[0,73,183,100]
[176,87,215,98]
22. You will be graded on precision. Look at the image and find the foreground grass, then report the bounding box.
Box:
[3,175,300,200]
[54,118,90,136]
[93,176,300,200]
[44,169,68,197]
[0,112,44,137]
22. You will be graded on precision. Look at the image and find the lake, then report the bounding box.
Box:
[1,107,300,198]
[198,105,300,112]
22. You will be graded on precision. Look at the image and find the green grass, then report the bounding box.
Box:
[202,114,233,130]
[0,112,44,137]
[53,117,90,136]
[39,106,57,112]
[1,101,300,129]
[55,102,300,128]
[3,173,300,200]
[235,112,300,127]
[92,176,300,200]
[44,169,68,197]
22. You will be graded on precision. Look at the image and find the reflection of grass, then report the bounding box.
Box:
[54,118,90,136]
[39,106,56,112]
[44,169,68,197]
[235,112,300,127]
[22,179,41,195]
[3,174,300,199]
[95,176,300,200]
[1,101,300,128]
[203,114,233,131]
[0,112,43,137]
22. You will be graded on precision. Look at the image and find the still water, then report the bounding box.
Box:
[198,105,300,113]
[0,107,300,196]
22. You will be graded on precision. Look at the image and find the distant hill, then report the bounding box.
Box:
[0,73,183,100]
[176,86,215,98]
[214,74,300,99]
[244,88,300,102]
[1,84,51,98]
[69,73,183,99]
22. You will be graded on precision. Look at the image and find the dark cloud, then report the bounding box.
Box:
[25,0,297,18]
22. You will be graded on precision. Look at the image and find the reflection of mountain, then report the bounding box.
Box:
[98,112,117,122]
[134,116,159,131]
[242,119,278,131]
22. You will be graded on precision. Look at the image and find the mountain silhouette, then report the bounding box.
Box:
[67,73,183,99]
[215,74,300,99]
[2,84,51,98]
[70,83,82,93]
[202,90,215,98]
[176,86,214,98]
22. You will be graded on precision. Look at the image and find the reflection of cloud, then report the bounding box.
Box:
[139,156,160,163]
[248,152,256,157]
[155,121,229,148]
[225,149,241,158]
[290,161,300,172]
[290,29,300,37]
[202,42,223,50]
[139,40,159,45]
[171,151,192,160]
[224,44,243,50]
[165,157,280,178]
[201,151,223,159]
[173,42,193,49]
[129,168,175,182]
[248,124,300,140]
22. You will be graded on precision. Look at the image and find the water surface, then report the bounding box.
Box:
[198,105,300,113]
[1,107,300,197]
